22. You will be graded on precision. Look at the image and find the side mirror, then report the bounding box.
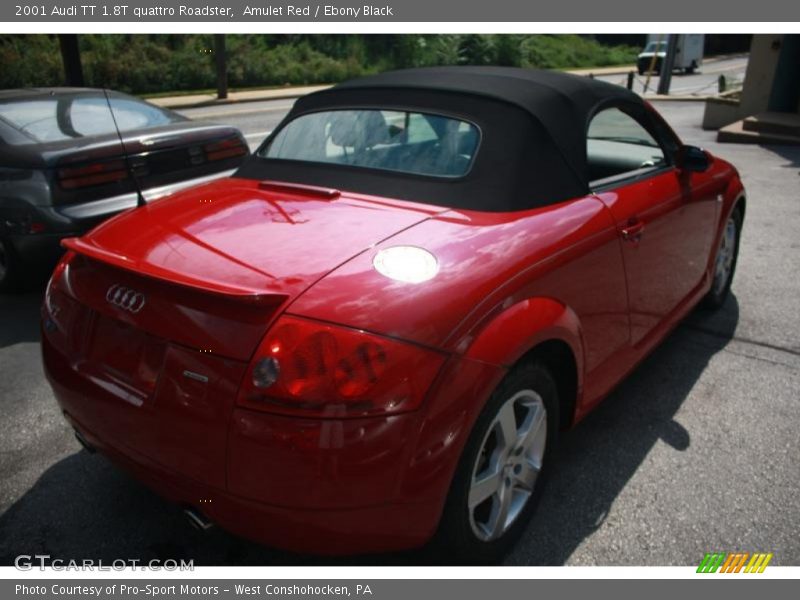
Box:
[676,145,711,172]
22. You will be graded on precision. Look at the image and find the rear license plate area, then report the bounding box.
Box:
[84,313,166,405]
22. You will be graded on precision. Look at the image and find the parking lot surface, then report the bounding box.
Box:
[0,101,798,566]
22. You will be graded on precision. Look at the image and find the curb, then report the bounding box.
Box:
[644,94,713,102]
[148,85,331,110]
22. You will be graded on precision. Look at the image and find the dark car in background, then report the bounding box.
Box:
[0,88,249,290]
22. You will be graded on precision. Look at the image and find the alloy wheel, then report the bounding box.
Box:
[713,217,737,296]
[468,389,547,542]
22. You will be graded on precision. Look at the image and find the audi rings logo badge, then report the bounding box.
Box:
[106,284,146,314]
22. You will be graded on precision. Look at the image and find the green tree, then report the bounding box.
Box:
[495,35,523,66]
[458,34,496,65]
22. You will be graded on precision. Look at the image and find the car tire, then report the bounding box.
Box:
[433,360,559,564]
[702,207,743,310]
[0,237,22,293]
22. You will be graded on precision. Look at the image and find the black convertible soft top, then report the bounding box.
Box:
[237,67,647,212]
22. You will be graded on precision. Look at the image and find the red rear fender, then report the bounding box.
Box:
[462,296,584,385]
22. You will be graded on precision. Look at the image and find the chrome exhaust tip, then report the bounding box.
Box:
[183,507,214,531]
[73,429,95,454]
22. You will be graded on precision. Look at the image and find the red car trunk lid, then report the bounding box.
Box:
[59,252,286,362]
[66,176,440,299]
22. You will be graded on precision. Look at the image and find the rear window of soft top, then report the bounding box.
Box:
[261,109,480,178]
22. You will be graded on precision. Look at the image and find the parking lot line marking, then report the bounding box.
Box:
[245,130,272,141]
[183,103,295,120]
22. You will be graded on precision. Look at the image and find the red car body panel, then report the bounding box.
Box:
[41,92,746,555]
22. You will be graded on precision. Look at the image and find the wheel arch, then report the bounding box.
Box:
[462,296,584,429]
[724,171,746,221]
[733,192,746,221]
[706,181,746,277]
[519,338,579,430]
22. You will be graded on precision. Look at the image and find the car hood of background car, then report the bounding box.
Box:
[63,177,446,299]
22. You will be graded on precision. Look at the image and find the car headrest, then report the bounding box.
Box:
[328,110,391,149]
[329,112,360,148]
[358,110,391,148]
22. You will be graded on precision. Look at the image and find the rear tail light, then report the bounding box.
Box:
[43,251,75,332]
[237,316,445,418]
[204,137,248,162]
[57,160,129,190]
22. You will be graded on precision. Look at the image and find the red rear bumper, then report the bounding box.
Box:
[61,406,440,555]
[42,320,506,555]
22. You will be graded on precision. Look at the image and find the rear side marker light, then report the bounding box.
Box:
[3,215,46,234]
[238,316,445,418]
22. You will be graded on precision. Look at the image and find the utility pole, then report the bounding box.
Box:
[215,34,228,100]
[657,34,679,95]
[58,34,84,87]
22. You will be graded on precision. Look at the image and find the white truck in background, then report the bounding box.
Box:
[637,34,705,75]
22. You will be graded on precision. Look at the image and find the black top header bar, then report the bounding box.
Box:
[4,0,799,22]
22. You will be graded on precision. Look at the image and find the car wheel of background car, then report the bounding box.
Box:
[433,360,559,563]
[703,208,743,309]
[0,237,21,293]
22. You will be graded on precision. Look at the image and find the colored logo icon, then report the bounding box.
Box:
[697,552,773,573]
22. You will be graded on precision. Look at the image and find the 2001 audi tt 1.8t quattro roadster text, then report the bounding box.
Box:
[41,67,745,562]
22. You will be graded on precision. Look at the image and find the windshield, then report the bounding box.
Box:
[0,93,182,145]
[643,41,667,53]
[260,109,480,178]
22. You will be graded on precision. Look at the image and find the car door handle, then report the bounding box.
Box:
[620,220,645,242]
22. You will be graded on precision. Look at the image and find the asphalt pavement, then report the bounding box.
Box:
[0,99,798,566]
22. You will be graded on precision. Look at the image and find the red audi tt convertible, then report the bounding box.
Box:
[41,67,745,562]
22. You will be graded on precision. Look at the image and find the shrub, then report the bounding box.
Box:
[0,35,64,88]
[0,34,640,95]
